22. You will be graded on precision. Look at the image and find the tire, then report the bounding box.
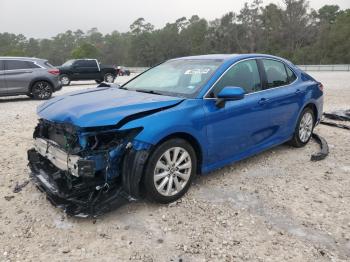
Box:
[95,80,103,84]
[31,81,53,100]
[289,107,315,147]
[104,73,115,83]
[59,75,70,86]
[144,138,197,204]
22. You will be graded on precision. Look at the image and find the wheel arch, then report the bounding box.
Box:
[29,78,54,93]
[303,102,318,123]
[128,132,203,199]
[154,132,203,174]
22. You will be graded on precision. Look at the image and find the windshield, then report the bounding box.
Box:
[123,59,223,97]
[62,60,75,67]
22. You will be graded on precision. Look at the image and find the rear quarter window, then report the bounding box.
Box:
[44,61,54,68]
[286,67,297,83]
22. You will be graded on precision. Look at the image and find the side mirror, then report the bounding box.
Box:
[216,86,245,108]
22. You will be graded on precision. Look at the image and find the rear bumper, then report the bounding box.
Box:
[53,81,62,92]
[27,149,129,217]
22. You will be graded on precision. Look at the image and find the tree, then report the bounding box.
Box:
[130,18,154,35]
[71,42,99,59]
[237,0,263,53]
[317,5,341,24]
[0,1,349,66]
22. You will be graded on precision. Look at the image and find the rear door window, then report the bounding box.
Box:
[26,61,41,69]
[5,60,40,70]
[261,59,289,88]
[76,60,97,68]
[212,59,261,95]
[0,60,4,70]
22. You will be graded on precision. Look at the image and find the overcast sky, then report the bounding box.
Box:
[0,0,349,38]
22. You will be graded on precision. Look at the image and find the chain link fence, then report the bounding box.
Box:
[296,65,350,71]
[128,65,350,73]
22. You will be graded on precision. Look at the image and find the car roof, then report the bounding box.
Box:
[0,56,47,62]
[172,53,292,64]
[71,58,97,60]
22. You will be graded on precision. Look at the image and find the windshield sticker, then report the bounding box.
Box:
[184,68,211,75]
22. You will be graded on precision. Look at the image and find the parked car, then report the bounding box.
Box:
[117,66,131,76]
[28,54,323,216]
[0,57,61,99]
[58,59,118,86]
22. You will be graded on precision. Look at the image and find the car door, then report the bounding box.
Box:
[203,59,281,166]
[4,60,39,94]
[73,60,100,80]
[0,60,6,94]
[256,58,301,140]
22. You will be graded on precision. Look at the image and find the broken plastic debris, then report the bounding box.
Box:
[310,133,329,161]
[321,109,350,130]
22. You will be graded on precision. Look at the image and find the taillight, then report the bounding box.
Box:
[48,69,60,75]
[318,82,324,92]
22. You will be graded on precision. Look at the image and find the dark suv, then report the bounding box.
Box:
[0,57,62,99]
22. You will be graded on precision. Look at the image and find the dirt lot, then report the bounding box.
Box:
[0,72,349,262]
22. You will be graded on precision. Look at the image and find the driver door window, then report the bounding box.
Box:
[211,59,261,96]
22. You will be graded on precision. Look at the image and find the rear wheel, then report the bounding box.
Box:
[104,73,115,83]
[144,138,196,204]
[289,107,315,147]
[31,81,53,100]
[59,75,70,86]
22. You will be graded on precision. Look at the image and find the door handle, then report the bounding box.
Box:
[258,98,269,105]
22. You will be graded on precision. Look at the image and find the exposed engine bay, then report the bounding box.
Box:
[27,119,151,217]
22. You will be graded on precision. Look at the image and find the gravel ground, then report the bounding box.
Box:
[0,72,349,262]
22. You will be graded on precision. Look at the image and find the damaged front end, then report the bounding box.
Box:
[27,119,151,217]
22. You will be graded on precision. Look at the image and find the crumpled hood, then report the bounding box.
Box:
[37,87,183,128]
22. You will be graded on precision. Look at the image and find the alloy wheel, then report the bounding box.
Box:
[299,112,313,142]
[153,147,192,196]
[33,82,52,99]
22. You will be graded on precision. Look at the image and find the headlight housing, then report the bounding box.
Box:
[83,127,143,152]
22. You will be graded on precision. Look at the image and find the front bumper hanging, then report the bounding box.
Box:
[28,148,129,217]
[27,143,150,217]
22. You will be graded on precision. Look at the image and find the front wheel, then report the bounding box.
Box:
[104,73,115,83]
[289,107,315,147]
[31,81,53,100]
[144,138,197,204]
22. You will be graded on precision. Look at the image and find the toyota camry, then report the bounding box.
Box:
[27,54,323,216]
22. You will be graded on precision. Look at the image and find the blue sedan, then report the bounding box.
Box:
[28,54,323,216]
